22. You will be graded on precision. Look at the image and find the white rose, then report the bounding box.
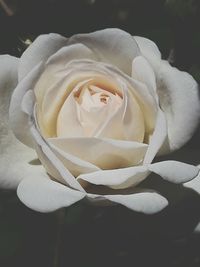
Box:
[0,28,200,213]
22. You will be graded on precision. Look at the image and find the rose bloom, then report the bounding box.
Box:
[0,28,200,213]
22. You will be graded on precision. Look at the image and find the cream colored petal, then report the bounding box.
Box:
[34,44,96,112]
[75,96,120,138]
[33,45,95,137]
[36,73,95,137]
[46,43,95,66]
[30,124,85,192]
[48,137,148,170]
[128,78,158,140]
[144,109,167,164]
[48,139,100,177]
[87,97,124,140]
[132,55,157,99]
[134,36,161,70]
[56,92,84,138]
[122,90,145,142]
[18,33,67,81]
[69,28,140,75]
[102,62,158,138]
[78,165,149,189]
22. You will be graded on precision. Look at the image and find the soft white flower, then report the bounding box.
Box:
[0,28,200,213]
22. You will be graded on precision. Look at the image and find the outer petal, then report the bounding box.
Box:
[134,36,161,70]
[149,161,199,183]
[18,33,67,81]
[144,109,167,164]
[104,191,168,214]
[46,43,95,67]
[17,173,86,212]
[68,28,140,75]
[135,36,200,153]
[9,62,44,147]
[157,61,200,152]
[0,55,44,189]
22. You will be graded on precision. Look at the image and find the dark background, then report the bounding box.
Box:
[0,1,200,267]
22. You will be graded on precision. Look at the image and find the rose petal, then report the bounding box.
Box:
[0,55,44,189]
[48,140,100,177]
[30,124,85,192]
[144,109,167,164]
[122,90,145,142]
[68,28,140,75]
[134,36,161,70]
[17,173,86,212]
[135,36,200,153]
[18,33,67,81]
[128,78,158,138]
[48,137,148,170]
[132,55,157,99]
[149,161,200,183]
[99,62,158,139]
[104,191,168,214]
[46,43,95,66]
[92,89,144,142]
[78,165,149,189]
[35,75,99,137]
[9,62,43,147]
[78,160,197,190]
[157,61,200,152]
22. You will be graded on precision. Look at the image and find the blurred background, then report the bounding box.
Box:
[0,0,200,266]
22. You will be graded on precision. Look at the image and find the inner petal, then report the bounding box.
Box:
[57,76,123,138]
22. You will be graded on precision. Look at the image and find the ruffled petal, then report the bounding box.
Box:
[69,28,140,75]
[18,33,67,81]
[157,61,200,152]
[17,173,86,212]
